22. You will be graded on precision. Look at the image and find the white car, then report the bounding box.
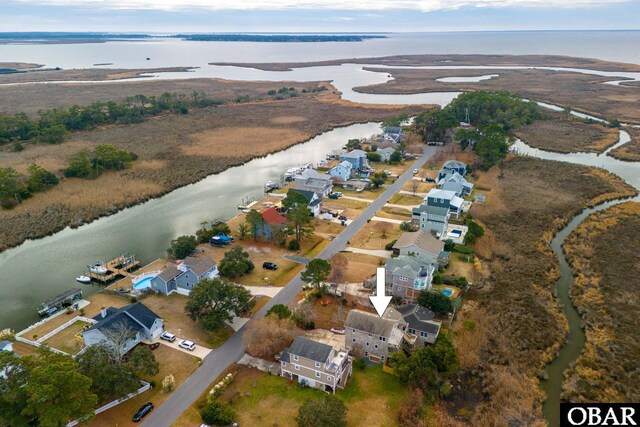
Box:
[178,340,196,351]
[413,168,419,174]
[160,331,176,342]
[356,187,364,192]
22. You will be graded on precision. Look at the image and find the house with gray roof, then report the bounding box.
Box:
[392,231,445,266]
[294,168,333,197]
[150,255,218,296]
[397,305,442,346]
[415,204,450,237]
[81,302,163,357]
[328,160,353,182]
[438,160,467,180]
[289,189,323,217]
[437,172,473,197]
[383,126,404,143]
[378,147,396,162]
[339,149,368,171]
[280,336,352,393]
[385,256,435,303]
[425,188,464,218]
[344,308,406,363]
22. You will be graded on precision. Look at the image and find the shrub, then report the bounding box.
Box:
[418,290,453,315]
[452,244,473,255]
[288,239,301,251]
[443,239,455,252]
[432,274,443,285]
[266,304,292,319]
[384,239,397,250]
[167,235,197,259]
[200,401,236,426]
[366,152,382,162]
[400,222,417,232]
[353,359,366,370]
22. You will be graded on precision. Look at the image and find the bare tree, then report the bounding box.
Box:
[329,253,349,284]
[100,321,137,364]
[244,316,301,358]
[411,179,419,195]
[374,221,392,239]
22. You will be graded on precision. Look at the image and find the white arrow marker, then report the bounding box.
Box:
[369,267,392,317]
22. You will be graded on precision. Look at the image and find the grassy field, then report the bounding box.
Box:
[185,363,410,427]
[517,112,619,154]
[562,202,640,402]
[387,193,423,205]
[609,128,640,162]
[349,221,402,250]
[0,88,421,253]
[337,252,383,283]
[89,345,199,427]
[449,156,637,425]
[42,320,90,354]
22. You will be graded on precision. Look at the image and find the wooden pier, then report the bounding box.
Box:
[88,253,141,283]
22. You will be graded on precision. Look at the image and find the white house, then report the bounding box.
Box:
[289,189,323,217]
[328,161,353,182]
[82,302,164,357]
[294,169,333,197]
[378,147,396,162]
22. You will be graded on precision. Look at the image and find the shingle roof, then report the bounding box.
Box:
[426,188,458,201]
[339,160,353,168]
[0,341,12,351]
[183,256,216,276]
[288,336,333,363]
[385,256,427,278]
[342,149,366,158]
[298,169,331,181]
[393,231,444,255]
[345,309,398,338]
[156,266,181,282]
[86,302,161,335]
[443,160,467,169]
[259,207,287,225]
[398,305,442,335]
[290,189,315,203]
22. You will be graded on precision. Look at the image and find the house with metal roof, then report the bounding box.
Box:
[437,171,474,197]
[81,302,163,357]
[414,204,450,237]
[438,160,467,180]
[344,308,406,363]
[339,149,368,171]
[280,336,352,393]
[294,168,333,197]
[397,305,442,346]
[392,231,445,266]
[425,188,464,218]
[384,256,435,303]
[150,255,218,295]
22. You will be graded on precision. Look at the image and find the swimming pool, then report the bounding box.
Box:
[133,276,154,290]
[441,289,453,297]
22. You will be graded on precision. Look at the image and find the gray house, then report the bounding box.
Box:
[438,160,467,180]
[280,336,352,393]
[438,172,473,197]
[425,188,464,218]
[82,302,163,357]
[339,149,367,171]
[383,126,404,143]
[150,256,218,296]
[397,305,442,346]
[294,169,333,197]
[392,231,445,266]
[344,308,406,364]
[384,256,435,303]
[378,147,396,162]
[414,204,450,237]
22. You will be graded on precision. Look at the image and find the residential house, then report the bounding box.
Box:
[294,169,333,197]
[383,126,404,143]
[82,302,163,357]
[378,147,396,162]
[280,336,352,393]
[424,188,464,218]
[392,231,445,266]
[437,160,467,180]
[255,207,288,240]
[339,149,368,171]
[327,160,353,182]
[414,204,450,237]
[437,172,473,197]
[345,308,406,363]
[289,189,323,217]
[150,255,218,295]
[385,256,435,303]
[397,305,442,347]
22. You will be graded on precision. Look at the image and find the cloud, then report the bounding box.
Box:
[12,0,630,11]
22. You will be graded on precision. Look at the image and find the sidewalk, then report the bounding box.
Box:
[345,247,392,258]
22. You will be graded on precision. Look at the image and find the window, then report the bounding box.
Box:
[408,328,416,334]
[379,336,386,342]
[364,351,368,357]
[294,365,300,371]
[368,333,372,337]
[352,328,356,332]
[315,371,321,378]
[374,344,378,349]
[282,362,287,367]
[381,355,385,361]
[315,361,321,368]
[366,342,369,347]
[352,338,356,343]
[327,376,333,381]
[293,355,299,361]
[420,331,428,338]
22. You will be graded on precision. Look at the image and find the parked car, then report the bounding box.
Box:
[356,187,364,192]
[263,262,278,270]
[424,177,436,183]
[328,193,339,199]
[338,215,347,221]
[179,340,196,351]
[413,168,419,174]
[132,402,154,422]
[333,191,343,197]
[160,331,176,342]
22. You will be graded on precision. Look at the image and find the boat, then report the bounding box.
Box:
[89,263,108,275]
[76,275,92,284]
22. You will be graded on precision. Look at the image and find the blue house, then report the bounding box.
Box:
[254,207,287,240]
[425,188,464,218]
[339,149,367,171]
[328,161,353,182]
[437,160,467,180]
[437,172,473,197]
[150,255,218,296]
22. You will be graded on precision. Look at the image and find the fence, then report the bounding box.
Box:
[14,336,68,356]
[66,381,151,427]
[35,316,96,344]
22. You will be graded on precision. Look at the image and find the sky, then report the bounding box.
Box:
[2,0,639,32]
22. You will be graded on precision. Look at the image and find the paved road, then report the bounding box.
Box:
[142,146,437,426]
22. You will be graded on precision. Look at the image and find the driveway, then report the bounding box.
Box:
[142,147,438,426]
[370,216,403,224]
[243,285,283,298]
[345,247,392,258]
[151,336,212,359]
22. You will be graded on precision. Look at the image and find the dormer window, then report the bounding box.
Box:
[293,355,299,361]
[315,361,321,368]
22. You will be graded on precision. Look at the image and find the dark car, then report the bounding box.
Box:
[338,215,347,221]
[328,193,339,199]
[263,262,278,270]
[132,402,154,422]
[424,177,436,183]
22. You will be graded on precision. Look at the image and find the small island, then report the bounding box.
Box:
[170,34,387,42]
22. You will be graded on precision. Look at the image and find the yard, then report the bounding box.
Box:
[335,252,383,283]
[371,161,411,177]
[387,193,423,206]
[174,363,409,427]
[323,197,371,219]
[310,295,370,330]
[89,345,199,427]
[42,319,91,355]
[401,179,435,194]
[444,252,477,280]
[376,206,413,221]
[140,293,233,349]
[348,221,402,250]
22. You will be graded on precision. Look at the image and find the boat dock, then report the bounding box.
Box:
[87,253,141,283]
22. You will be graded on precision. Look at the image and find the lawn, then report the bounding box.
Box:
[349,221,402,250]
[371,161,411,177]
[42,320,91,355]
[89,345,199,427]
[376,206,413,221]
[444,253,476,280]
[337,252,383,283]
[140,293,232,348]
[401,179,434,194]
[387,193,423,206]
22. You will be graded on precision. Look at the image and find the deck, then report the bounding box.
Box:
[88,254,141,283]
